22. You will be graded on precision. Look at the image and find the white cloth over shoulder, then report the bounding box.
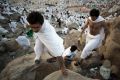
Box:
[80,16,105,59]
[89,16,105,22]
[88,16,105,41]
[34,20,64,60]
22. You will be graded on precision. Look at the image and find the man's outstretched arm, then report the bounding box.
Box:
[81,19,89,34]
[57,56,68,76]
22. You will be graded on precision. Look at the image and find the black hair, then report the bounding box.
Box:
[27,11,44,25]
[70,45,77,52]
[90,9,100,17]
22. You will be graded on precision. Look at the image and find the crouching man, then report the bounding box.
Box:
[27,11,67,76]
[62,45,77,67]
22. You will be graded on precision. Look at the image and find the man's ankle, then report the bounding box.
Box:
[35,59,40,64]
[74,59,83,66]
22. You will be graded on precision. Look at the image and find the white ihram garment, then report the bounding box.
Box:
[34,20,64,60]
[62,47,77,59]
[80,16,105,59]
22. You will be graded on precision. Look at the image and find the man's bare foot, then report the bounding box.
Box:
[74,61,81,66]
[61,69,68,77]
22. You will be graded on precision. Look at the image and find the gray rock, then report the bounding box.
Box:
[43,69,97,80]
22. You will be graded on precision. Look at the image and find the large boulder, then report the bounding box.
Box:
[64,29,86,51]
[0,37,33,72]
[0,54,35,80]
[43,70,99,80]
[0,39,20,52]
[64,29,81,48]
[0,53,59,80]
[99,17,120,78]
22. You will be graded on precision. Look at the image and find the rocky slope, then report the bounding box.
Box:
[99,16,120,78]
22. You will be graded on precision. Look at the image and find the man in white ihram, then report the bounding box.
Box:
[75,9,108,66]
[27,11,67,76]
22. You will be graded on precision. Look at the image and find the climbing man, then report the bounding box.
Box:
[27,11,67,76]
[75,9,108,66]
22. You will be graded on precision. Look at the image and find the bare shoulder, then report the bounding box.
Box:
[95,21,106,27]
[96,21,105,24]
[84,18,90,26]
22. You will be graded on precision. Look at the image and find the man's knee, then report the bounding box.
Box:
[81,49,91,59]
[80,53,87,59]
[34,46,38,53]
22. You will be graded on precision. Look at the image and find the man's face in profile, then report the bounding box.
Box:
[91,16,97,21]
[30,23,42,32]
